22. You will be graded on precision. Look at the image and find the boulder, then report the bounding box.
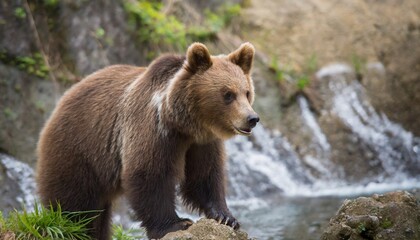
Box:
[321,191,420,240]
[162,218,251,240]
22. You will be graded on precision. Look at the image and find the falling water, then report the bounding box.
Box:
[0,153,36,210]
[226,63,420,207]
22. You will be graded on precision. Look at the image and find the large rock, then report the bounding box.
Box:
[0,154,36,214]
[162,219,250,240]
[321,191,420,240]
[240,0,419,72]
[363,23,420,136]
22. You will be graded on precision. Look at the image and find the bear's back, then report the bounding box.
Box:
[37,65,146,182]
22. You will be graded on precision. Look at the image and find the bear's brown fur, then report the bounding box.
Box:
[36,42,259,239]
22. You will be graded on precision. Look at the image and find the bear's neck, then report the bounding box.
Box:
[164,86,220,143]
[160,92,217,144]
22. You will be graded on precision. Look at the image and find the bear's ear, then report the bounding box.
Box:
[186,42,212,73]
[228,42,255,75]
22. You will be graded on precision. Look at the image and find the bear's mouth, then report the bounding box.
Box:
[233,126,252,136]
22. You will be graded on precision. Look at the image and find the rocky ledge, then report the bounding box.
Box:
[162,219,251,240]
[321,191,420,240]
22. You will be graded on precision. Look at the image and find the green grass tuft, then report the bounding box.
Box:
[0,202,147,240]
[112,224,145,240]
[4,202,99,240]
[297,75,310,90]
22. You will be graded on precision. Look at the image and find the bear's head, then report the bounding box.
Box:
[166,42,259,142]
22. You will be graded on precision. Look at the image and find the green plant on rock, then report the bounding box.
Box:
[297,75,310,90]
[381,218,393,229]
[43,0,59,7]
[4,202,98,240]
[14,7,26,19]
[268,54,314,90]
[124,0,187,47]
[95,27,106,39]
[357,222,366,234]
[191,3,241,41]
[3,107,16,120]
[0,51,49,79]
[351,53,366,78]
[0,211,5,233]
[269,56,286,82]
[112,224,145,240]
[35,100,46,113]
[304,53,318,74]
[217,3,242,26]
[124,1,242,49]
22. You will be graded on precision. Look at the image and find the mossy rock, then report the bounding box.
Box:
[321,191,420,240]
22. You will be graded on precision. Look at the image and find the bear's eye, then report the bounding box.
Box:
[224,91,236,104]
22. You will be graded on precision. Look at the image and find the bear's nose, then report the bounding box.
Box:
[247,114,260,128]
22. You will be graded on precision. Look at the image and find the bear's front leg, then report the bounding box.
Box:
[181,141,240,229]
[124,168,193,239]
[122,147,193,239]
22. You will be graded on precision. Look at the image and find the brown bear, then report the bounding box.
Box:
[36,42,259,239]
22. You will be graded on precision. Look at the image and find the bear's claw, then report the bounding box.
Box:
[206,208,240,230]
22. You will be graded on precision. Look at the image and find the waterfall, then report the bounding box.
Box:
[226,63,420,207]
[0,153,36,210]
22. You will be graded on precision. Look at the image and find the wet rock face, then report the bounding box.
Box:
[0,65,58,165]
[0,154,36,213]
[0,160,22,214]
[364,23,420,136]
[272,63,420,184]
[162,218,250,240]
[321,191,420,240]
[0,1,145,164]
[60,1,147,76]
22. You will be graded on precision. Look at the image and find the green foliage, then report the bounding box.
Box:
[4,202,99,240]
[14,7,26,19]
[0,51,49,79]
[112,224,145,240]
[305,53,318,74]
[381,218,393,229]
[357,223,366,234]
[296,75,310,90]
[43,0,59,7]
[0,211,5,233]
[188,3,241,42]
[124,0,187,47]
[269,56,312,90]
[351,54,366,75]
[269,56,285,82]
[218,3,242,26]
[34,100,46,113]
[124,1,241,48]
[0,202,146,240]
[95,27,106,39]
[3,107,16,120]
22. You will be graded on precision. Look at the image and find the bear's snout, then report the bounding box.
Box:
[247,114,260,128]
